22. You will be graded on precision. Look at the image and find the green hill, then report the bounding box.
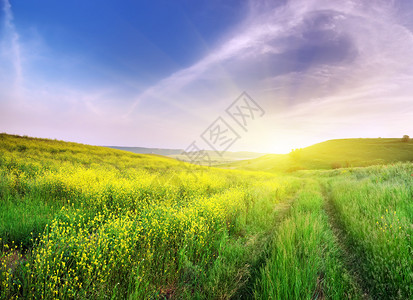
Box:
[219,138,413,172]
[0,133,186,172]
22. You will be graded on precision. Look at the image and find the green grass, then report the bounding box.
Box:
[254,180,361,299]
[0,195,59,249]
[320,164,413,299]
[0,134,300,299]
[0,133,412,299]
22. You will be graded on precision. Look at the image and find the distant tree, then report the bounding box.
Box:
[289,148,302,162]
[402,135,410,142]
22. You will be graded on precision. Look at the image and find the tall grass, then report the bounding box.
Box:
[325,163,413,299]
[0,134,301,299]
[254,180,361,299]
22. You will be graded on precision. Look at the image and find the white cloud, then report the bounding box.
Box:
[124,0,413,148]
[126,0,412,110]
[0,0,22,92]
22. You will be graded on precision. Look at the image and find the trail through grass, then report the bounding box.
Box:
[254,180,361,300]
[321,184,371,300]
[318,166,413,299]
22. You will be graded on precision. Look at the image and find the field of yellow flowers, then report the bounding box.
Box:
[0,133,412,299]
[0,134,302,299]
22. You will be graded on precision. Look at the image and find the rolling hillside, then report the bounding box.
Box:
[219,138,413,172]
[0,133,296,298]
[1,133,412,299]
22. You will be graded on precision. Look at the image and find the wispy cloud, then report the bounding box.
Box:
[123,0,413,150]
[1,0,22,89]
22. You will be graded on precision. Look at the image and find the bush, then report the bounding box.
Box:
[331,162,341,169]
[16,145,27,152]
[289,149,302,162]
[401,135,410,142]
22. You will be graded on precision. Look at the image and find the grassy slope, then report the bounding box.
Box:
[0,133,300,299]
[0,133,183,168]
[0,133,187,250]
[219,138,413,172]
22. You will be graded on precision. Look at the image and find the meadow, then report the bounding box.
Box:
[0,133,412,299]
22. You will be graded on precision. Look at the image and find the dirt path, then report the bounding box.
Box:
[233,192,299,299]
[320,181,371,300]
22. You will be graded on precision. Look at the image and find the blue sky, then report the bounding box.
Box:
[1,0,413,153]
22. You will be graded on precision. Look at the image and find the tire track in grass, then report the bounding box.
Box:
[233,192,299,299]
[253,180,363,300]
[321,181,371,300]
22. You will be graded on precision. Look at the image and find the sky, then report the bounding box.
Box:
[1,0,413,154]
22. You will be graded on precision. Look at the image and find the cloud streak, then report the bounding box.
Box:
[122,0,413,150]
[1,0,22,89]
[126,0,413,110]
